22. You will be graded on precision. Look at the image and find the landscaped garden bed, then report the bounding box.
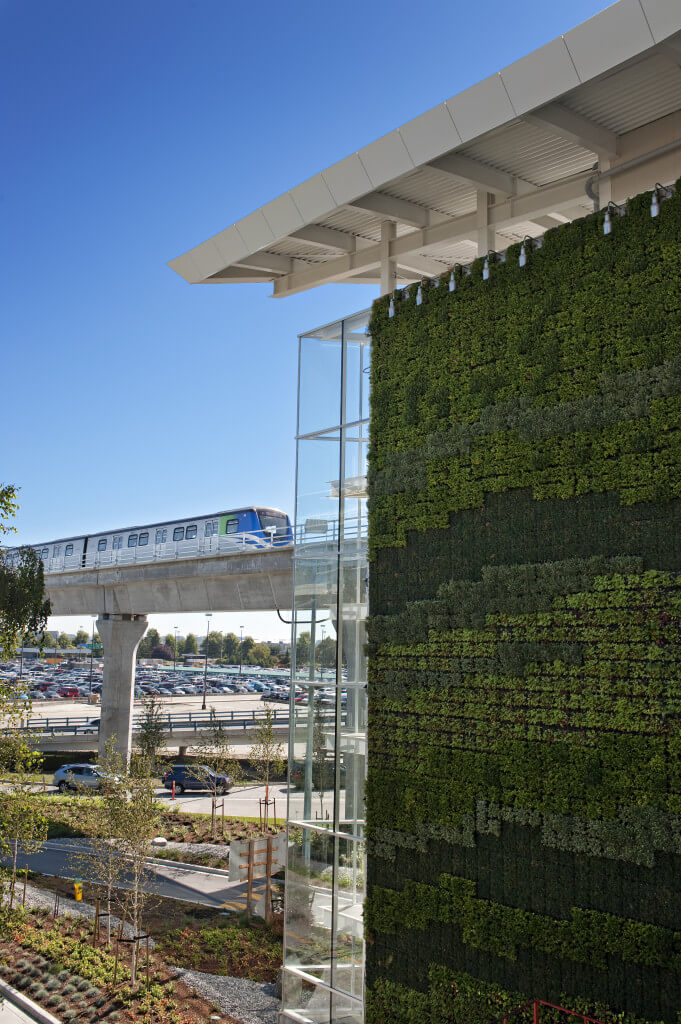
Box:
[40,795,282,845]
[0,906,237,1023]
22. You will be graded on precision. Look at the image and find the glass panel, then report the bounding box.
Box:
[298,332,342,436]
[186,525,197,539]
[138,532,149,546]
[173,527,184,541]
[285,825,334,971]
[332,835,365,999]
[98,539,107,551]
[281,972,331,1024]
[128,534,138,547]
[65,544,73,556]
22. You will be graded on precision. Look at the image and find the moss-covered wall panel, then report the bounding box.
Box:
[366,184,681,1024]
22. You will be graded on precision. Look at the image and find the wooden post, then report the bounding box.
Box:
[246,840,255,919]
[53,889,59,919]
[22,866,28,907]
[94,898,101,945]
[265,836,273,924]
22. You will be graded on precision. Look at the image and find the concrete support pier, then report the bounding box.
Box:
[97,613,148,762]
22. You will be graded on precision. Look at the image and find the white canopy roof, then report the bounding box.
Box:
[169,0,681,297]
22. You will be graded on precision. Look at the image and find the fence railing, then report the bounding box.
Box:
[12,707,294,737]
[40,530,292,575]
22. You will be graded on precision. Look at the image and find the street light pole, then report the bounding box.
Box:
[320,625,326,681]
[202,613,212,710]
[173,626,178,672]
[89,617,95,697]
[239,625,244,679]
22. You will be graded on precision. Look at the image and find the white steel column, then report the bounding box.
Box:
[97,613,148,762]
[379,220,396,296]
[476,190,496,256]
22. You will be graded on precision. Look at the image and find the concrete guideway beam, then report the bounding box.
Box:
[97,613,148,763]
[43,547,293,616]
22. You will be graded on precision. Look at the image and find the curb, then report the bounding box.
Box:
[144,855,231,877]
[0,978,62,1024]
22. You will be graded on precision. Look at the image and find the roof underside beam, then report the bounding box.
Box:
[232,251,294,274]
[272,172,590,297]
[427,152,529,196]
[290,224,356,253]
[345,191,431,227]
[525,102,619,159]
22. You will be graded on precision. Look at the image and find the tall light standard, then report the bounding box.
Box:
[319,624,326,681]
[89,617,96,697]
[238,624,244,679]
[173,626,179,672]
[202,613,212,710]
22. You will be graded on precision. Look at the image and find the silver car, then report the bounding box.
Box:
[53,763,110,793]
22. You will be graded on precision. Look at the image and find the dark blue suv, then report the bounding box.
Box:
[161,764,231,794]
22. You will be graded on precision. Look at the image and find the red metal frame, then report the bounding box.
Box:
[500,999,606,1024]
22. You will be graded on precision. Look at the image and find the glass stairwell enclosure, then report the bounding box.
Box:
[281,309,370,1024]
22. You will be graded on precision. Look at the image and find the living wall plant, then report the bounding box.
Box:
[365,182,681,1024]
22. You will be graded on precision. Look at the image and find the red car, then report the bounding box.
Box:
[57,686,79,698]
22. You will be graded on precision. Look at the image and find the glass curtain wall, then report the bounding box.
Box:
[282,309,370,1024]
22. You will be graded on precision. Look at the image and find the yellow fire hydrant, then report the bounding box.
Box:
[73,881,83,902]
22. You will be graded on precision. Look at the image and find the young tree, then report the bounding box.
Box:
[296,631,311,666]
[74,628,90,646]
[69,740,128,944]
[151,643,173,661]
[201,631,224,659]
[0,685,47,907]
[250,706,285,827]
[0,483,51,657]
[57,632,74,648]
[191,710,244,837]
[114,754,161,985]
[136,696,166,769]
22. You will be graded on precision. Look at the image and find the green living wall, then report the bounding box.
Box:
[365,182,681,1024]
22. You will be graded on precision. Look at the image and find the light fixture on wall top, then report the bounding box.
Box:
[482,257,490,281]
[651,183,672,218]
[388,295,395,318]
[519,237,532,268]
[449,269,456,292]
[603,207,613,235]
[416,283,423,305]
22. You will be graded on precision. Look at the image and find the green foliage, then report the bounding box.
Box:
[366,184,681,1024]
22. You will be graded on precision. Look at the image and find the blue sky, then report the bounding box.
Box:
[2,0,610,641]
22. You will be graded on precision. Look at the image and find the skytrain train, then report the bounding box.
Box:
[5,506,292,573]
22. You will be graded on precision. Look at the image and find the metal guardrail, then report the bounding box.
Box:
[14,707,293,737]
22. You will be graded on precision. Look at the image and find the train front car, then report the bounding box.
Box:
[255,508,293,546]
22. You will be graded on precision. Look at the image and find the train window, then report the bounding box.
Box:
[204,521,218,537]
[128,533,138,548]
[42,548,49,558]
[226,518,239,534]
[97,539,107,552]
[113,536,122,550]
[53,545,61,558]
[259,512,287,535]
[173,527,184,542]
[185,525,197,540]
[65,544,74,556]
[155,529,167,544]
[138,532,149,546]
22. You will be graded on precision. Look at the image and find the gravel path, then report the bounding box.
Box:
[175,968,279,1024]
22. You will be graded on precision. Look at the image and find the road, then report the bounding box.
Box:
[4,839,275,915]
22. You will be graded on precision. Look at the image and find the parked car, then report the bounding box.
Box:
[53,763,111,793]
[161,764,231,795]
